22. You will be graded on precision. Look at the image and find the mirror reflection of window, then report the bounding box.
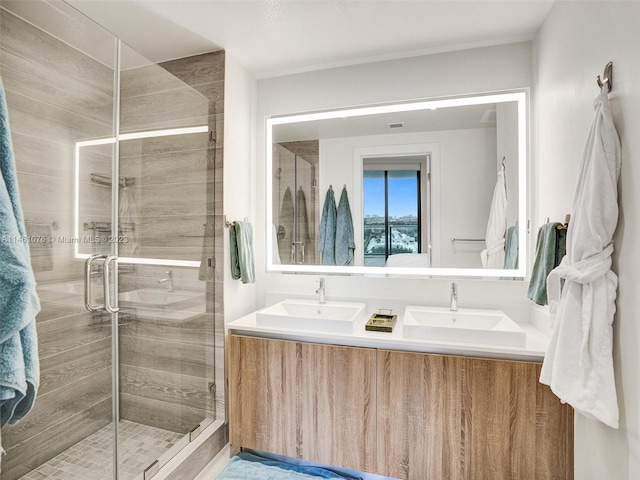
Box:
[363,155,428,266]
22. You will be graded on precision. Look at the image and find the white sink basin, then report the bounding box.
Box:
[256,299,366,333]
[403,306,526,347]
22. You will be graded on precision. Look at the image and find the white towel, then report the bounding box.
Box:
[271,224,281,265]
[540,92,621,429]
[481,164,507,268]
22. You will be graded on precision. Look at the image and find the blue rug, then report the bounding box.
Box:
[216,452,362,480]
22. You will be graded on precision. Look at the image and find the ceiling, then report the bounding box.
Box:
[67,0,554,79]
[273,102,501,143]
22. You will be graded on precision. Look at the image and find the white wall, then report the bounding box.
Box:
[224,55,258,321]
[533,2,640,478]
[255,42,532,309]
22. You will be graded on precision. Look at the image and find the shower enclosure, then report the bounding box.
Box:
[0,1,221,478]
[272,142,319,265]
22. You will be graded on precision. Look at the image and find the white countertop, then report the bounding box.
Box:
[227,308,550,362]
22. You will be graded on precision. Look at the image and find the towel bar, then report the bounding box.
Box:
[224,215,249,227]
[450,237,484,243]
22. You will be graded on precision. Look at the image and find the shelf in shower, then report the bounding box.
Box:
[90,173,136,188]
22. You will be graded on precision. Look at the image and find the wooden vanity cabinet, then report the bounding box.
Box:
[298,342,377,471]
[229,334,298,458]
[229,334,573,480]
[378,350,574,480]
[377,350,465,479]
[229,334,377,472]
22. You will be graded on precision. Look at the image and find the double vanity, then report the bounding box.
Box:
[229,289,548,361]
[228,87,572,479]
[227,291,574,480]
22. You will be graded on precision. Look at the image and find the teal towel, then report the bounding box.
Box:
[527,223,566,305]
[503,225,519,269]
[229,221,255,284]
[318,187,337,265]
[0,79,41,427]
[335,186,355,266]
[555,226,567,267]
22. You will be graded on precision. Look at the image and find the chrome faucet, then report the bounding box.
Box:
[450,282,458,312]
[315,278,326,304]
[158,270,174,292]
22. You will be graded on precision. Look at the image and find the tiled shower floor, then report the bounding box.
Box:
[19,420,183,480]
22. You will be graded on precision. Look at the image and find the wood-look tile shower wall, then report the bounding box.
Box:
[116,50,225,433]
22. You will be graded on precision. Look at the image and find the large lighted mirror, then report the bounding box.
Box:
[266,90,527,278]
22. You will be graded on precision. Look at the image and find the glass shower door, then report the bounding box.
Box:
[1,2,217,478]
[0,1,118,478]
[114,42,216,479]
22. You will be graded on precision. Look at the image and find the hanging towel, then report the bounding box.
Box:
[527,223,565,305]
[480,163,507,268]
[0,79,41,431]
[296,187,311,262]
[335,186,355,266]
[278,186,294,263]
[503,225,519,269]
[229,221,255,284]
[318,187,337,265]
[540,92,621,429]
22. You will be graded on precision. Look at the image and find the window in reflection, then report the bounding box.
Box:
[363,156,426,266]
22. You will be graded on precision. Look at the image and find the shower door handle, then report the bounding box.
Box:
[84,254,106,312]
[103,255,120,313]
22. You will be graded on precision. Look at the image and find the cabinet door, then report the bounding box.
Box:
[377,350,464,480]
[299,342,377,473]
[463,358,573,480]
[229,335,298,457]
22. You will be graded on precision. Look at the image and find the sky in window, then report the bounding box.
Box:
[364,175,418,218]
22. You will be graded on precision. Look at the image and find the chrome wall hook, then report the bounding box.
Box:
[596,62,613,93]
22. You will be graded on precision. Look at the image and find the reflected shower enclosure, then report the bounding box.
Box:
[0,1,223,479]
[272,142,319,265]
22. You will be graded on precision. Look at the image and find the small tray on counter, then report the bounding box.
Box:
[365,309,397,333]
